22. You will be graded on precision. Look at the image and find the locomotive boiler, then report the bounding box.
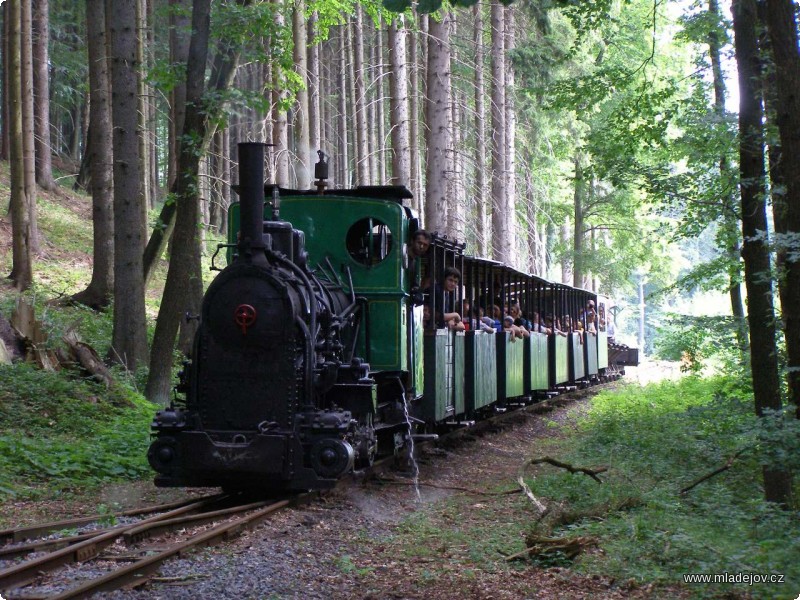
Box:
[147,143,377,492]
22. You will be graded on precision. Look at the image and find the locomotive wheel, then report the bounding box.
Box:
[355,439,377,469]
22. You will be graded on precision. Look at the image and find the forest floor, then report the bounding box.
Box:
[1,363,699,600]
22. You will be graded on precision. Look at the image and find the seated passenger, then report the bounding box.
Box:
[462,299,472,331]
[408,231,431,305]
[531,312,551,335]
[509,302,531,331]
[502,316,519,341]
[475,306,497,332]
[586,310,597,334]
[502,315,527,339]
[551,316,568,337]
[491,304,503,330]
[424,266,465,331]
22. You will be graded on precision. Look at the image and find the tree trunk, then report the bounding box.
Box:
[209,129,223,232]
[337,26,349,187]
[449,86,464,241]
[409,19,422,210]
[136,0,151,217]
[732,0,793,507]
[525,157,540,274]
[108,0,149,370]
[221,125,230,236]
[763,0,800,414]
[561,217,571,284]
[473,1,488,257]
[147,0,159,204]
[272,5,289,187]
[168,0,190,191]
[504,5,516,266]
[707,0,748,354]
[72,0,114,310]
[367,24,378,183]
[573,156,585,288]
[1,3,10,161]
[424,12,452,234]
[353,7,369,185]
[490,1,507,262]
[140,0,190,287]
[21,0,39,254]
[375,24,387,185]
[32,0,56,191]
[8,0,34,290]
[145,0,211,404]
[292,0,310,189]
[145,0,246,403]
[388,17,411,189]
[308,12,321,159]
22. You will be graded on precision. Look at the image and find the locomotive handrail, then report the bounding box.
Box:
[314,261,341,288]
[345,265,356,305]
[210,243,237,271]
[325,256,346,288]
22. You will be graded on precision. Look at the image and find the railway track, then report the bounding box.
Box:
[0,492,307,599]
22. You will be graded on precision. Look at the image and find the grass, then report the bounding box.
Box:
[0,362,156,501]
[541,377,800,598]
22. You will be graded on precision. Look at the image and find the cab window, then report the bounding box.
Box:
[346,218,393,266]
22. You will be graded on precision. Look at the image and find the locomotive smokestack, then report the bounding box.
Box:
[237,142,268,265]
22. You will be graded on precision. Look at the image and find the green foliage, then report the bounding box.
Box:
[382,0,411,11]
[531,377,799,598]
[653,313,743,374]
[0,364,156,500]
[756,406,800,473]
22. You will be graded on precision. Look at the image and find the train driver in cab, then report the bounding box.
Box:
[409,229,431,305]
[409,228,432,260]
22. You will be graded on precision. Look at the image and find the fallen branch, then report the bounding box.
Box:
[522,456,608,483]
[370,476,519,497]
[679,447,752,495]
[517,476,548,514]
[504,534,598,562]
[63,330,114,389]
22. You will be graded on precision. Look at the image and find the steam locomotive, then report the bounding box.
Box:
[147,142,634,493]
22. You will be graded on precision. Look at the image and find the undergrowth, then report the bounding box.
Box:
[531,376,799,599]
[0,363,155,501]
[0,174,229,506]
[0,179,162,503]
[363,377,799,599]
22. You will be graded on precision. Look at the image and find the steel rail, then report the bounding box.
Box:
[0,526,125,561]
[0,493,226,544]
[49,498,294,600]
[0,498,263,561]
[123,499,272,543]
[0,495,226,590]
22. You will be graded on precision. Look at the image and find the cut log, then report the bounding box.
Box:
[0,312,25,362]
[10,297,58,370]
[63,331,114,388]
